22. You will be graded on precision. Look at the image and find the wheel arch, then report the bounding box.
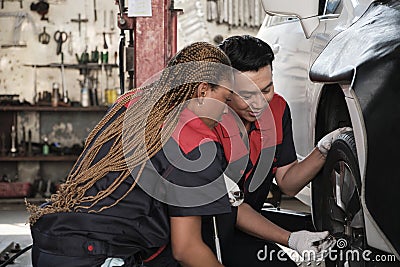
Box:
[314,84,352,144]
[312,84,352,230]
[312,82,397,256]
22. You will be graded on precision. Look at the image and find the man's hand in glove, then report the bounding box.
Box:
[288,230,336,259]
[317,127,353,157]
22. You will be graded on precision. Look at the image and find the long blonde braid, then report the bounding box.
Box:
[27,42,232,224]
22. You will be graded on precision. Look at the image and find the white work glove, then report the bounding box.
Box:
[101,258,124,267]
[288,230,336,260]
[224,174,244,207]
[317,127,352,156]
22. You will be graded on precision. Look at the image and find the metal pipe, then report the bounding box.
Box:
[127,29,134,90]
[119,29,125,94]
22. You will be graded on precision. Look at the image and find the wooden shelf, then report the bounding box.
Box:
[0,197,46,204]
[0,155,78,162]
[24,63,118,70]
[0,106,109,112]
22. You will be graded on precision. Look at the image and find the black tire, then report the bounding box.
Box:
[313,131,366,267]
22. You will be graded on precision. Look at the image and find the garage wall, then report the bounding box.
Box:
[0,0,260,103]
[0,0,119,104]
[176,0,259,49]
[0,0,262,183]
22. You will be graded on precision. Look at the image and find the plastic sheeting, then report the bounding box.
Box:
[309,2,400,83]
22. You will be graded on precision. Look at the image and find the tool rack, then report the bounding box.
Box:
[0,105,108,202]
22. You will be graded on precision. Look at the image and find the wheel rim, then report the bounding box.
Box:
[328,160,365,266]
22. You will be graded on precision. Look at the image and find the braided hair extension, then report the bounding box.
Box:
[27,42,232,225]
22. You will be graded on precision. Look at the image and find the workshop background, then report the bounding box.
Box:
[0,0,258,190]
[0,0,260,105]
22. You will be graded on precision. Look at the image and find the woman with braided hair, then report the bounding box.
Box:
[27,42,235,267]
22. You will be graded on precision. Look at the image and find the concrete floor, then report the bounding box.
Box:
[2,199,397,267]
[0,203,32,267]
[0,198,319,267]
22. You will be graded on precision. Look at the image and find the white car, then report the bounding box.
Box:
[257,0,400,264]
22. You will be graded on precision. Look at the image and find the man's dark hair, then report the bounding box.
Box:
[218,35,274,72]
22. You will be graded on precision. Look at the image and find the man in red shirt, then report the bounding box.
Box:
[217,35,348,266]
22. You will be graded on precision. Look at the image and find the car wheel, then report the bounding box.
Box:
[315,131,366,267]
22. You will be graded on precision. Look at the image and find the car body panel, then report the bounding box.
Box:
[309,2,400,257]
[257,0,400,257]
[257,19,313,156]
[310,3,400,83]
[352,52,400,258]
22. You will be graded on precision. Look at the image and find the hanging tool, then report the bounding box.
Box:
[43,180,52,198]
[33,65,37,104]
[102,10,108,49]
[102,10,109,49]
[1,0,23,9]
[10,125,17,154]
[243,0,249,27]
[91,73,99,106]
[258,0,264,27]
[207,0,212,21]
[254,0,260,27]
[217,0,223,24]
[59,52,68,104]
[233,0,239,26]
[238,0,243,26]
[108,10,115,45]
[116,0,134,30]
[1,133,6,156]
[70,13,88,37]
[228,0,233,29]
[249,0,255,27]
[67,31,73,55]
[103,9,107,28]
[93,0,97,21]
[27,130,32,156]
[30,0,49,21]
[102,32,108,49]
[223,0,228,23]
[208,0,261,28]
[110,10,115,31]
[38,26,50,44]
[54,30,67,55]
[0,11,37,48]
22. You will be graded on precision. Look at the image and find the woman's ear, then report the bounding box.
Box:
[196,82,209,98]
